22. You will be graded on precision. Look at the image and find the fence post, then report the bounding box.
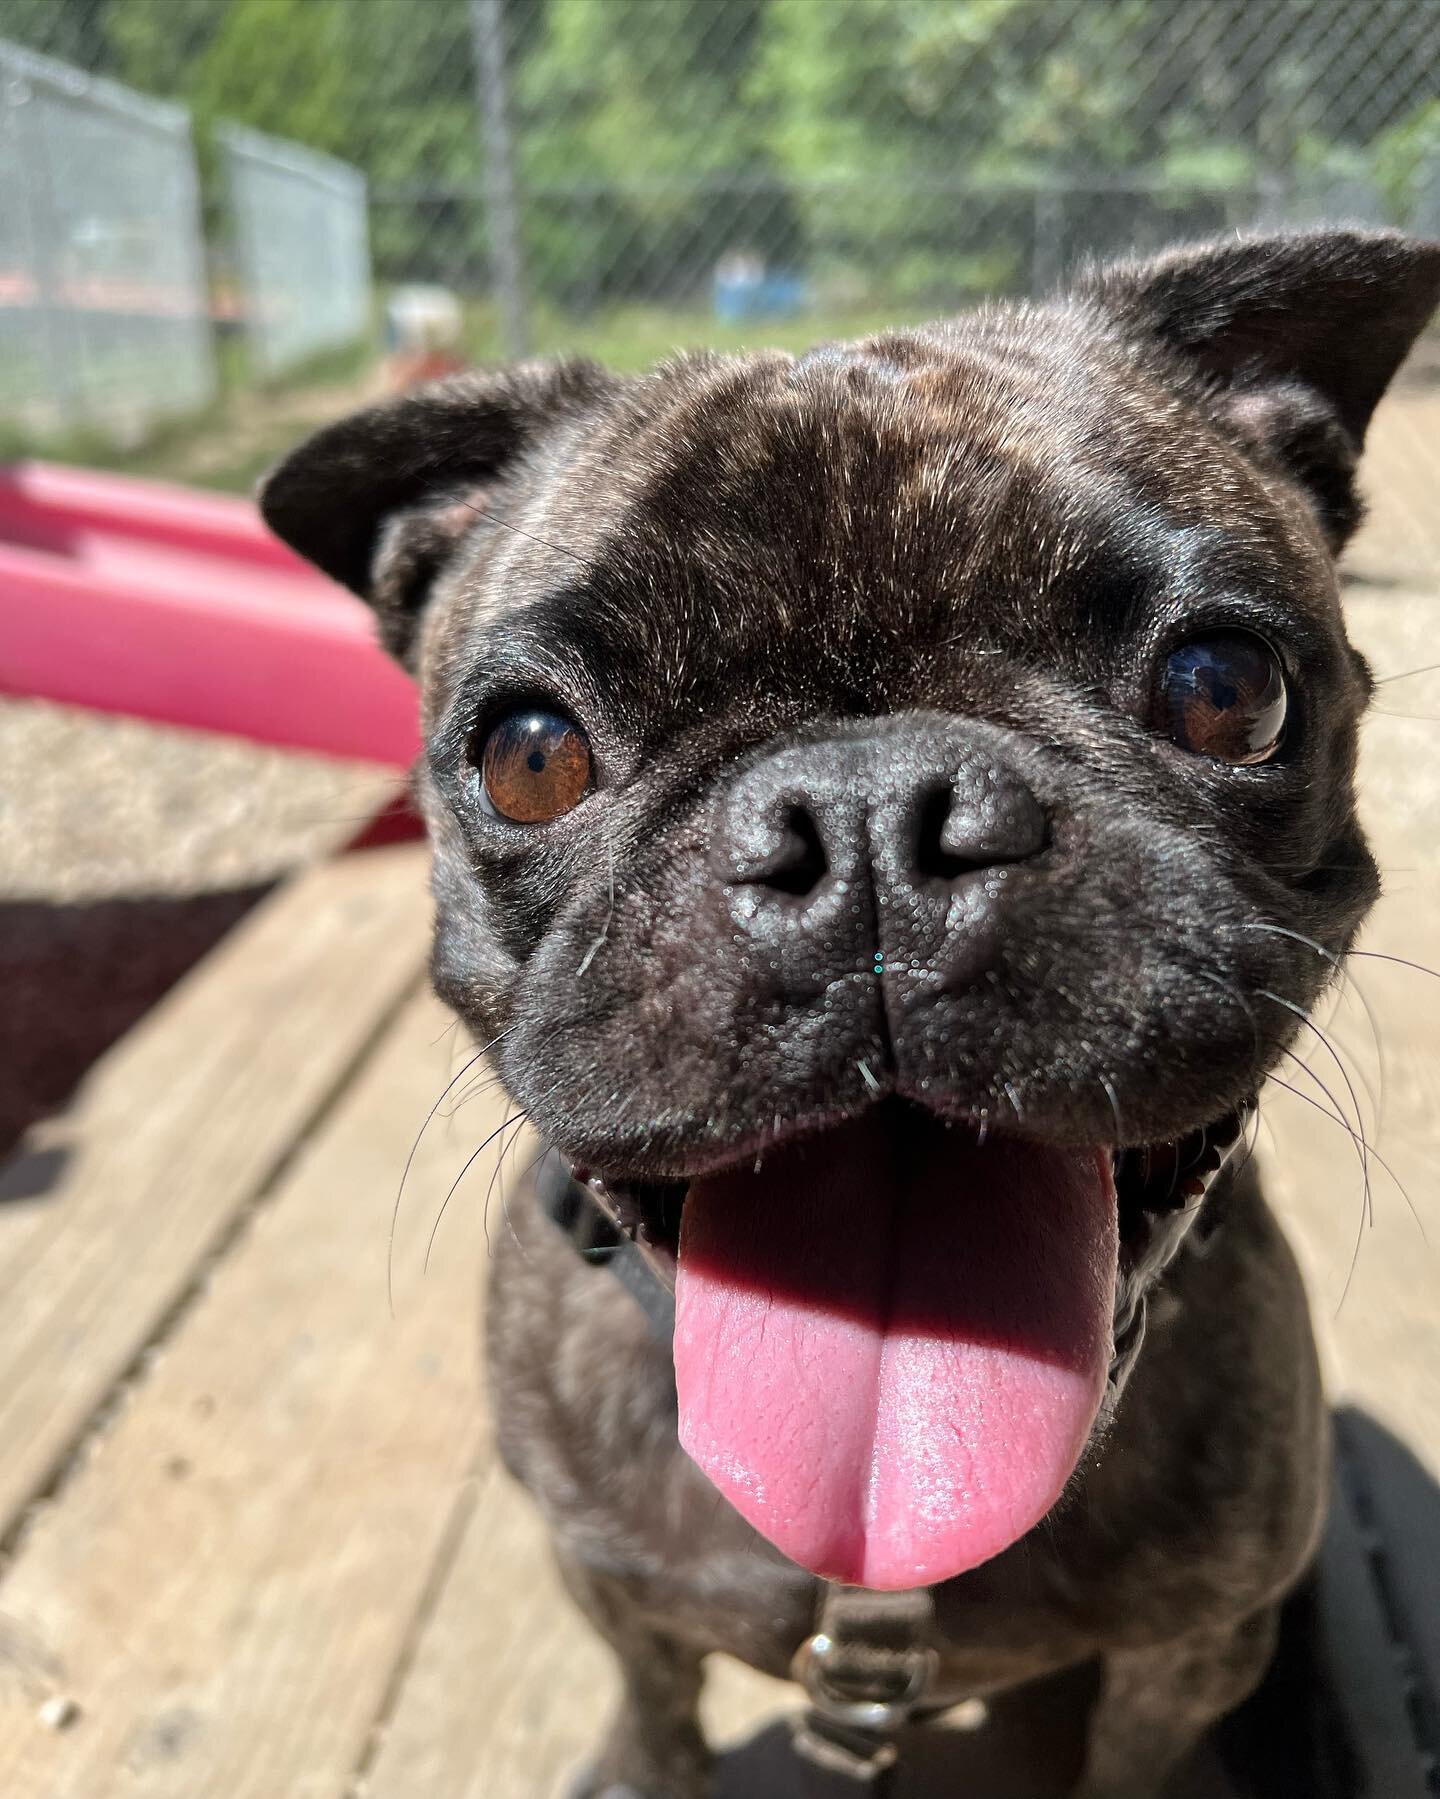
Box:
[7,69,82,429]
[470,0,528,358]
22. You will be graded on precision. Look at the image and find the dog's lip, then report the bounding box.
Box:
[567,1097,869,1189]
[564,1097,1255,1301]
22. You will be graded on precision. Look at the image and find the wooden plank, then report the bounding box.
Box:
[0,985,504,1798]
[360,1460,616,1799]
[360,1440,787,1799]
[1259,585,1440,1785]
[0,842,430,1538]
[362,1452,1238,1799]
[367,587,1440,1799]
[362,1455,1235,1799]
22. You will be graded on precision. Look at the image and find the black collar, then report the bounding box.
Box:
[536,1149,677,1343]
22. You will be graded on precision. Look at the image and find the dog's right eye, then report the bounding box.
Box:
[472,709,594,823]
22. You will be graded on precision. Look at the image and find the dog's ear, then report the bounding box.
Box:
[1079,230,1440,547]
[260,358,618,661]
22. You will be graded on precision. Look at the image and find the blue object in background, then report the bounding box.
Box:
[713,254,808,322]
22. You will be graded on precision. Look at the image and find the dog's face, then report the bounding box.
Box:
[266,232,1439,1591]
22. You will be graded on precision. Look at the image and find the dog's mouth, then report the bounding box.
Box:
[567,1099,1250,1591]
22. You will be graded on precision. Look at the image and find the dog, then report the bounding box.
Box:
[262,230,1440,1797]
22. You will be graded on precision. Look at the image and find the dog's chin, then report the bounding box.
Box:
[563,1094,1251,1590]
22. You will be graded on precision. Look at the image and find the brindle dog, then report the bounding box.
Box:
[263,232,1440,1797]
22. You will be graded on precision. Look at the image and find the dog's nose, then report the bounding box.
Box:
[712,719,1047,973]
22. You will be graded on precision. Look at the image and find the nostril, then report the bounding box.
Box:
[915,784,982,879]
[761,805,829,896]
[915,770,1048,879]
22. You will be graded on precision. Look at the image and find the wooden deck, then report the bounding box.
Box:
[0,587,1435,1798]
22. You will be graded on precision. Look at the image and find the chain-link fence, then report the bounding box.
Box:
[0,37,214,442]
[1,0,1437,581]
[220,122,371,379]
[374,0,1440,327]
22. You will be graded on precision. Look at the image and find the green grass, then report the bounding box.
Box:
[0,333,377,495]
[0,396,299,497]
[461,298,946,370]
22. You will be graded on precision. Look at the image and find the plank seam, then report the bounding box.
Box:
[344,1455,491,1798]
[0,962,429,1578]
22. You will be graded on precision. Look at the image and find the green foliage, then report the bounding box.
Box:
[1372,101,1440,227]
[185,0,358,156]
[3,0,120,67]
[4,0,1435,474]
[514,0,780,304]
[750,0,1154,185]
[4,0,1438,309]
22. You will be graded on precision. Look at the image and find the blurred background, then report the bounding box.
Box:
[1,0,1437,500]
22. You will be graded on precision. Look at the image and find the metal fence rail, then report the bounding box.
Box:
[0,37,214,442]
[389,0,1440,587]
[220,122,371,380]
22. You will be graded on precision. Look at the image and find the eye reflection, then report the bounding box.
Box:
[476,710,593,822]
[1156,633,1288,765]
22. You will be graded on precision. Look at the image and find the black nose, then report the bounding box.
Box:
[712,717,1047,981]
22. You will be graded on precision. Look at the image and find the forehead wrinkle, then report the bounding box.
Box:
[433,371,732,700]
[432,305,1340,726]
[927,331,1329,614]
[568,356,1056,685]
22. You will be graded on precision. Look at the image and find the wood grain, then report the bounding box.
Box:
[360,1460,616,1799]
[362,586,1440,1798]
[0,982,509,1798]
[0,584,1433,1796]
[0,843,431,1541]
[360,1444,790,1799]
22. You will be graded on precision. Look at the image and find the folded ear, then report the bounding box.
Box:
[260,358,618,661]
[1078,230,1440,547]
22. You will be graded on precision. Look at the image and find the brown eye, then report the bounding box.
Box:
[476,709,593,822]
[1156,632,1288,765]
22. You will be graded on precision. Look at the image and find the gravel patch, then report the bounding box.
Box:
[1,697,394,902]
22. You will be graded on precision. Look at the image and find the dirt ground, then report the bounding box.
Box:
[0,700,390,1154]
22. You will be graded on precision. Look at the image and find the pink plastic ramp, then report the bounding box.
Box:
[0,462,419,767]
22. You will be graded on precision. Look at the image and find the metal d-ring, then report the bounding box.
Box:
[792,1627,941,1735]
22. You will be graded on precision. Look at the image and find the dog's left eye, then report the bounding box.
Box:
[473,709,594,822]
[1155,632,1288,765]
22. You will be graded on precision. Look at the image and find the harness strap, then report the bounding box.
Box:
[791,1586,940,1791]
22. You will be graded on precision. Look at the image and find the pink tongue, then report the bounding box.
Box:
[674,1114,1116,1590]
